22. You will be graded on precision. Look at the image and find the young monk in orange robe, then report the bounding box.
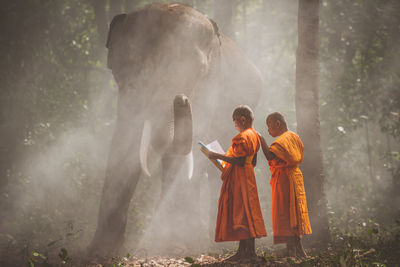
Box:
[259,112,312,258]
[204,105,267,262]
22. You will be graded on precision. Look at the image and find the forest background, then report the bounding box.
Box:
[1,0,399,266]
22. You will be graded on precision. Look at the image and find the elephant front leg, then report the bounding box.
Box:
[87,93,144,257]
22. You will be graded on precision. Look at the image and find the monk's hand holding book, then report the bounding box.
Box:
[200,146,210,157]
[198,141,225,171]
[201,147,222,162]
[207,151,220,159]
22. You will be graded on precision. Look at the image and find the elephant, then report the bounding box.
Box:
[88,3,263,256]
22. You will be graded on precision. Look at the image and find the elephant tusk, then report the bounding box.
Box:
[176,150,194,180]
[140,120,152,177]
[187,150,194,180]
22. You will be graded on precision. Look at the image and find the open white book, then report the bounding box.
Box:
[198,140,225,172]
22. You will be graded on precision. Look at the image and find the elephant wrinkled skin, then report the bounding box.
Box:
[88,3,263,255]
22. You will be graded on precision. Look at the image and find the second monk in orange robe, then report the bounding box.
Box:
[205,105,266,262]
[259,112,312,258]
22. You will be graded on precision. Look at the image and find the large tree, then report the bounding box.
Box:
[295,0,330,246]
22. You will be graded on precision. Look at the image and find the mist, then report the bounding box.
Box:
[1,0,399,266]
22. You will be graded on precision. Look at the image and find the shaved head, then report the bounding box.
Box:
[232,105,254,122]
[267,112,287,126]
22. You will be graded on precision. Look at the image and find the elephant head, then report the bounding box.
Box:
[105,4,222,177]
[106,4,220,95]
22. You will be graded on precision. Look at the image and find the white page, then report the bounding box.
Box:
[206,140,225,165]
[206,140,225,154]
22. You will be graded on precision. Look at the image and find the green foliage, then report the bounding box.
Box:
[184,256,195,263]
[27,247,72,267]
[319,0,400,241]
[28,251,47,267]
[325,212,400,266]
[0,1,114,264]
[184,256,201,266]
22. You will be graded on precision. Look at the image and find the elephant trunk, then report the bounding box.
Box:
[172,94,193,155]
[139,94,193,177]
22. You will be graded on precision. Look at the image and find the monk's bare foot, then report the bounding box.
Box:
[224,252,242,262]
[237,254,265,264]
[295,239,308,259]
[224,240,245,262]
[236,247,259,263]
[224,239,263,263]
[224,249,257,263]
[296,248,308,259]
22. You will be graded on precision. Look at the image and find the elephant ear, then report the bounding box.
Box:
[208,18,221,45]
[106,14,127,48]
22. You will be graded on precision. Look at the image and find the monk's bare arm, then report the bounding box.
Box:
[252,153,257,167]
[208,152,246,166]
[258,134,276,161]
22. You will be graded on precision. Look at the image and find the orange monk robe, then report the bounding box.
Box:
[268,131,312,244]
[215,128,267,242]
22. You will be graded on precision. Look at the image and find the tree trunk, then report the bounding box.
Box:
[213,0,234,39]
[295,0,330,247]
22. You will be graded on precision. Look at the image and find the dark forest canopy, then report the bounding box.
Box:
[0,0,399,266]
